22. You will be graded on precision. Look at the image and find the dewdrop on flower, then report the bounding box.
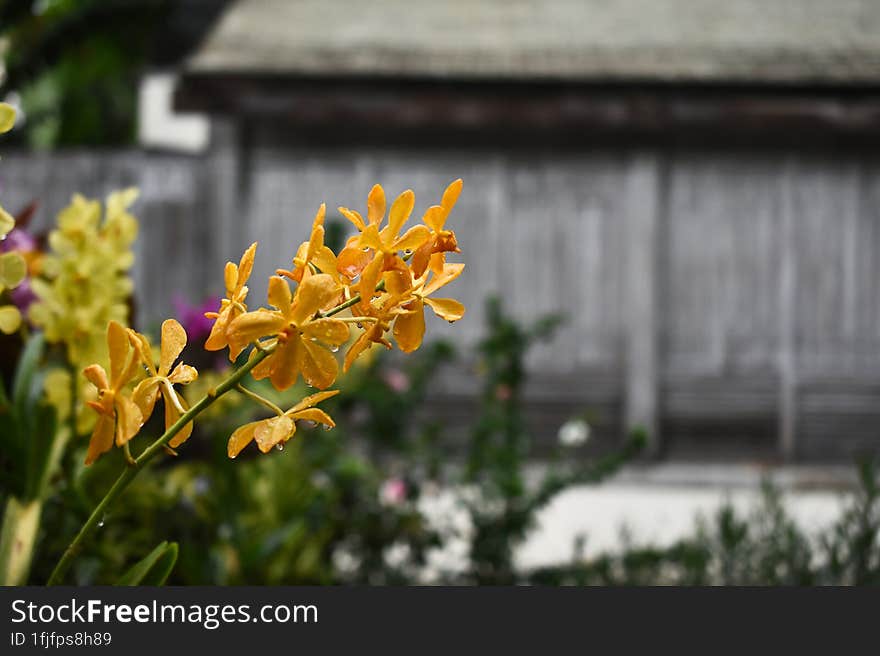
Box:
[558,418,590,447]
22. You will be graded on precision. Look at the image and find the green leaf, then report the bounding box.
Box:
[0,497,42,585]
[13,333,45,414]
[115,541,178,586]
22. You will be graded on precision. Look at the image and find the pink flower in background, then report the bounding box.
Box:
[494,384,512,401]
[381,368,410,393]
[379,478,407,506]
[173,294,220,344]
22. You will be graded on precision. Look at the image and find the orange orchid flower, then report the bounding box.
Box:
[342,269,413,371]
[410,179,463,278]
[82,321,144,465]
[227,390,339,457]
[393,263,466,353]
[227,274,349,390]
[130,319,199,449]
[205,242,257,358]
[276,204,340,284]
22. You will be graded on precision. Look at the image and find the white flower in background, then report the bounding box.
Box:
[558,418,590,447]
[383,542,411,569]
[331,545,361,577]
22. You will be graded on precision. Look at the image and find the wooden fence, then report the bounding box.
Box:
[3,137,880,461]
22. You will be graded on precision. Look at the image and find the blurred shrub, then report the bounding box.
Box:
[528,460,879,586]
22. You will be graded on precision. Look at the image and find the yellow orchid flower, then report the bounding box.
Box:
[82,321,145,465]
[29,190,139,370]
[410,179,463,278]
[0,102,23,334]
[393,263,466,353]
[0,246,25,334]
[130,319,199,448]
[227,274,349,391]
[0,103,14,134]
[276,204,340,284]
[204,242,257,358]
[227,390,339,458]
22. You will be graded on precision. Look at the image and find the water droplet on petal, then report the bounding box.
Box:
[276,443,284,451]
[330,345,340,353]
[323,424,332,431]
[356,323,363,329]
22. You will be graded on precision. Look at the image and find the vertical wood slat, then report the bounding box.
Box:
[624,152,660,451]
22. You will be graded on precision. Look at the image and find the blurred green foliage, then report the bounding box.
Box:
[0,0,223,148]
[14,296,879,585]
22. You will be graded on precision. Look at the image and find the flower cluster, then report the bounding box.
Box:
[81,180,466,464]
[0,103,27,334]
[82,319,198,465]
[30,189,138,367]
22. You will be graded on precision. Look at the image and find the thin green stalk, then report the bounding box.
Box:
[46,346,273,585]
[320,279,387,318]
[235,383,284,416]
[47,264,397,585]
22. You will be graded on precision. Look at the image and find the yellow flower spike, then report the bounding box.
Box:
[29,190,140,376]
[227,274,349,391]
[393,263,466,353]
[82,321,145,465]
[227,390,340,458]
[130,319,199,448]
[411,179,463,278]
[0,109,28,335]
[205,242,257,357]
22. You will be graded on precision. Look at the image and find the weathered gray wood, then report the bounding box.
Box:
[3,143,880,458]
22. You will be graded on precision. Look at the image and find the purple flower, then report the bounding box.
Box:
[0,228,37,254]
[9,278,36,313]
[172,294,221,343]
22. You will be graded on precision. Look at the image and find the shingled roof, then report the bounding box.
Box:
[186,0,880,85]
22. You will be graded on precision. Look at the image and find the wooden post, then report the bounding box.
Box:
[624,152,661,455]
[778,157,797,461]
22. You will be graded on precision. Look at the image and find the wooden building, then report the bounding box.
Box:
[12,0,880,462]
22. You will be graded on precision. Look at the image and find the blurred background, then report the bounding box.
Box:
[1,0,878,584]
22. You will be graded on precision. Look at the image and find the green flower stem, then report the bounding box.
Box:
[235,383,284,416]
[320,280,386,318]
[46,346,273,585]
